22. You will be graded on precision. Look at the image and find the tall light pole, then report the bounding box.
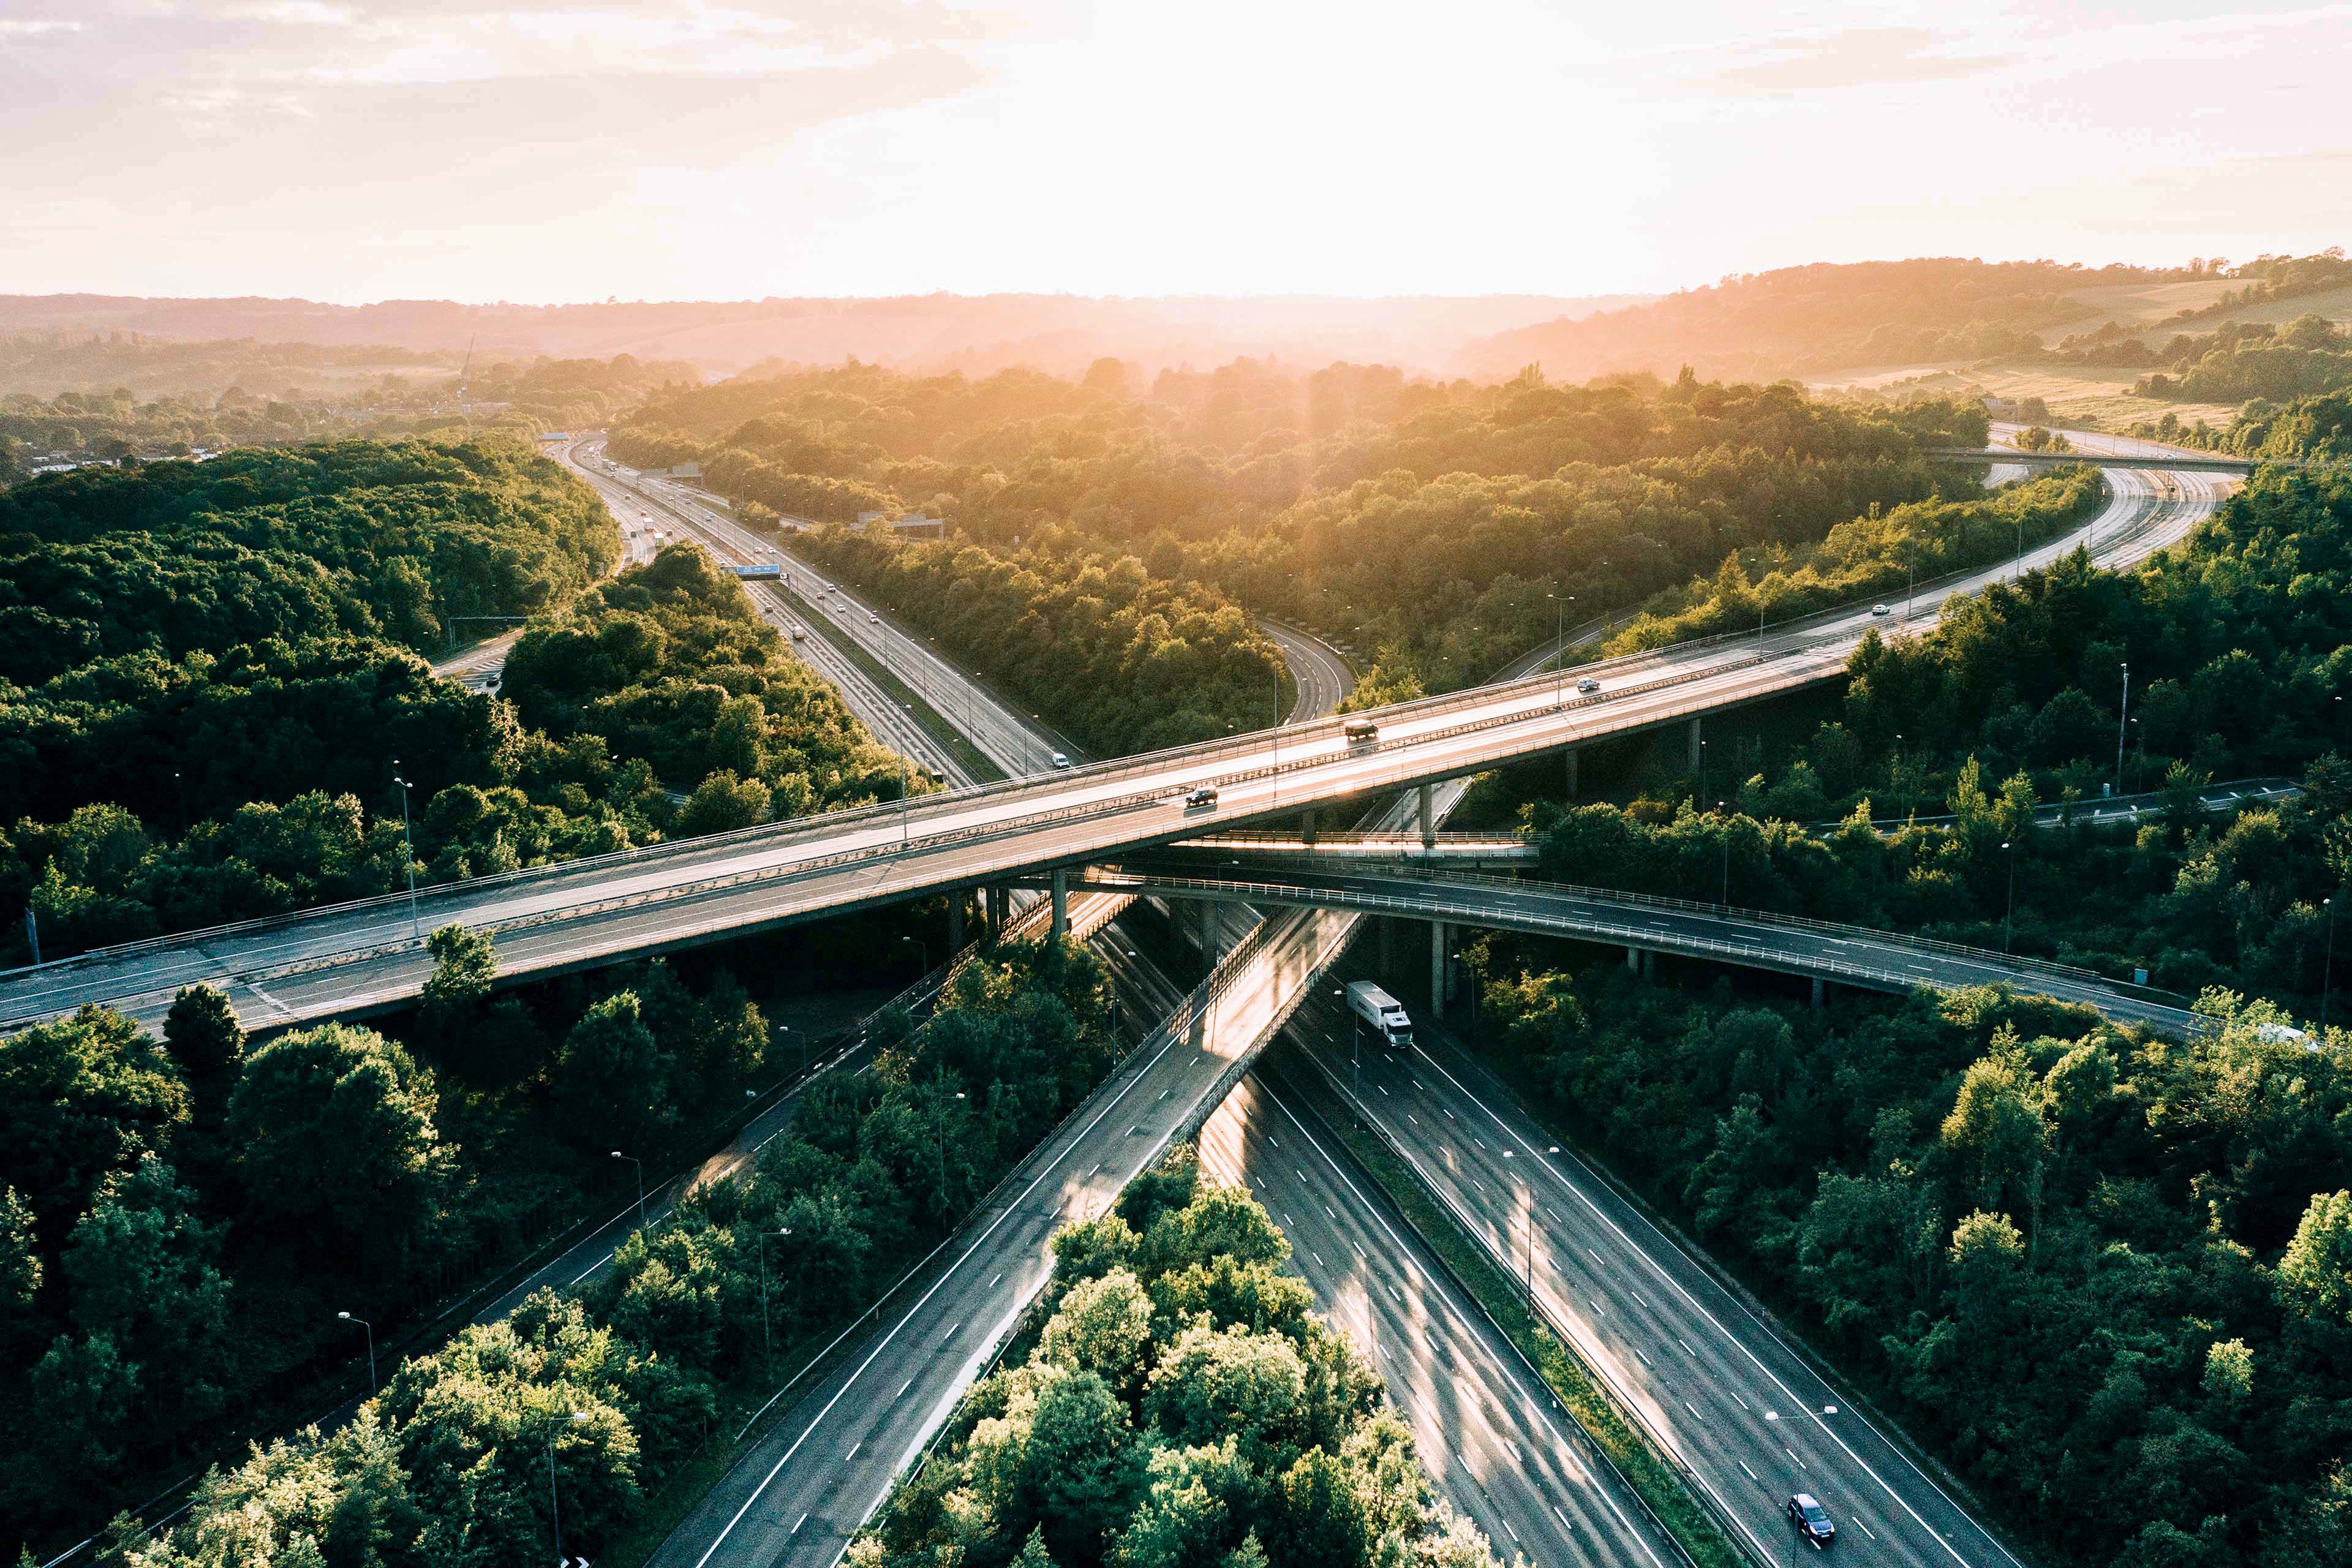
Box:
[337,1311,375,1393]
[2325,897,2339,1034]
[2116,662,2131,796]
[1548,592,1563,703]
[760,1226,790,1368]
[2002,841,2018,954]
[1719,803,1730,906]
[548,1409,590,1564]
[390,762,419,939]
[937,1090,965,1198]
[901,935,928,976]
[611,1150,645,1234]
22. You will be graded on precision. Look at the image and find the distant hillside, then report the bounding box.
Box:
[0,292,1649,381]
[1448,257,2205,383]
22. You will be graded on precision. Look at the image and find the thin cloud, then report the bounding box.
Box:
[1693,28,2019,96]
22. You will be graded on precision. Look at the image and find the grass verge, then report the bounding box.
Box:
[763,581,1003,782]
[1269,1046,1750,1568]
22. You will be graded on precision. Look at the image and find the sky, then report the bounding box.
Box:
[2,0,2346,304]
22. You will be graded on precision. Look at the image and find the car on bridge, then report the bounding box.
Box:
[1577,676,1601,694]
[1789,1493,1836,1547]
[1051,752,1072,770]
[1183,784,1218,810]
[1344,718,1379,744]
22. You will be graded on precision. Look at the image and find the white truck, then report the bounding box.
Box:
[1346,981,1414,1050]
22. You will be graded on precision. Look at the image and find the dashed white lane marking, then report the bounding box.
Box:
[895,1380,911,1400]
[1679,1338,1697,1356]
[1313,1251,1326,1267]
[1732,1390,1750,1411]
[1555,1506,1574,1532]
[987,1274,1001,1289]
[941,1322,960,1343]
[1852,1517,1878,1540]
[1787,1447,1806,1469]
[1588,1248,1604,1264]
[1589,1298,1605,1314]
[1740,1461,1758,1482]
[845,1441,860,1460]
[1684,1400,1703,1420]
[792,1513,809,1535]
[1636,1348,1654,1368]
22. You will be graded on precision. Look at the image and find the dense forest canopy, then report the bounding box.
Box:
[0,442,909,963]
[8,936,1117,1564]
[613,358,1992,709]
[0,347,696,475]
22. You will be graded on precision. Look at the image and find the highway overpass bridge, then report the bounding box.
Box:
[1064,861,2198,1032]
[0,455,2221,1040]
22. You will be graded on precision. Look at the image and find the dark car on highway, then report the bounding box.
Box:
[1789,1494,1835,1548]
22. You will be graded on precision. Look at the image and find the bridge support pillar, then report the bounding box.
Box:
[1418,784,1436,850]
[1431,921,1448,1011]
[1199,900,1219,963]
[1642,949,1656,981]
[1379,918,1394,976]
[987,884,1010,941]
[1302,809,1319,845]
[1564,747,1579,799]
[948,895,965,956]
[1687,718,1702,778]
[1811,976,1825,1012]
[1050,869,1068,939]
[1626,946,1640,973]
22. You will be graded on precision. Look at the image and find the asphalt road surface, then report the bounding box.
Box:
[1283,981,2032,1568]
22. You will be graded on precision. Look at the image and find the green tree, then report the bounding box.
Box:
[0,1005,189,1234]
[161,984,244,1118]
[554,990,677,1150]
[2278,1189,2352,1324]
[420,922,496,1040]
[226,1023,453,1278]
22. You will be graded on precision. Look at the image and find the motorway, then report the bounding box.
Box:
[1278,977,2030,1568]
[0,442,2228,1039]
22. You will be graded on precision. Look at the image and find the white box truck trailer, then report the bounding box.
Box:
[1346,981,1414,1050]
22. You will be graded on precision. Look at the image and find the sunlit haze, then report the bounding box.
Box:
[5,0,2346,303]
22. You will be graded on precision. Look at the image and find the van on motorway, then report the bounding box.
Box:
[1183,784,1218,810]
[1050,752,1072,770]
[1343,718,1379,745]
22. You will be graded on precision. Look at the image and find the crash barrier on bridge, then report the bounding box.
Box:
[1080,865,2199,1028]
[1279,1049,1725,1568]
[2,479,2200,1029]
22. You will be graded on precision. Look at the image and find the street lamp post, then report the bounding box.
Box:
[2116,662,2131,795]
[337,1311,375,1393]
[937,1090,967,1197]
[2325,897,2339,1034]
[2002,841,2018,953]
[390,763,419,939]
[611,1150,645,1234]
[759,1227,791,1368]
[548,1410,591,1564]
[1719,803,1730,905]
[902,935,929,976]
